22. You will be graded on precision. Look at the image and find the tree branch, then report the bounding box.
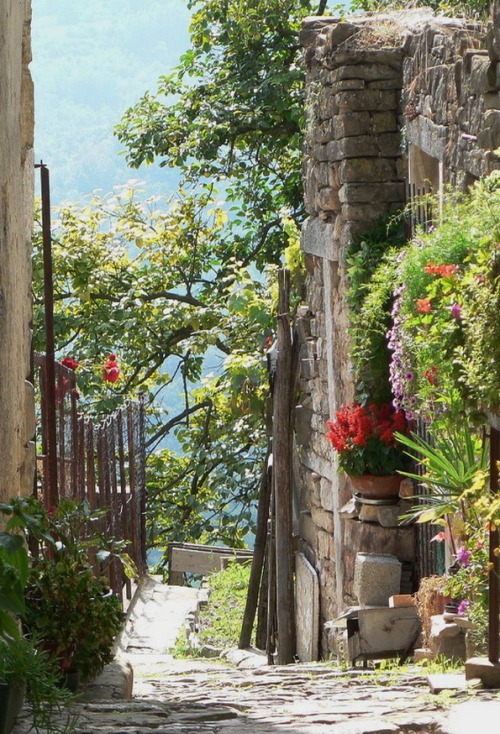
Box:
[145,399,212,448]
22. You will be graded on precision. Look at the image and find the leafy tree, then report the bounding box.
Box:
[116,0,331,268]
[34,0,327,553]
[33,184,281,548]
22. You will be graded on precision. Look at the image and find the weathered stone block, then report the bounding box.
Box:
[299,510,316,547]
[331,63,401,83]
[296,405,313,447]
[320,477,334,513]
[331,49,403,71]
[332,112,372,138]
[338,157,398,183]
[311,504,334,534]
[339,181,405,204]
[429,614,466,661]
[329,78,365,93]
[301,216,338,260]
[317,186,341,212]
[336,89,398,112]
[330,135,380,159]
[483,92,500,110]
[353,552,402,606]
[480,110,500,149]
[316,528,334,560]
[465,658,500,688]
[371,111,398,133]
[377,132,402,157]
[326,22,360,52]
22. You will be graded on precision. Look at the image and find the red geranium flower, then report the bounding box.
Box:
[326,402,409,476]
[103,354,121,383]
[61,356,79,371]
[416,298,432,313]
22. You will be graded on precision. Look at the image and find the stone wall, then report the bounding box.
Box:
[0,0,35,501]
[297,8,500,657]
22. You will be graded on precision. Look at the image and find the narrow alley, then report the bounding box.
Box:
[12,577,500,734]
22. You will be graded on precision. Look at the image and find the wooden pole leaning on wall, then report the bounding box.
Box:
[238,444,272,649]
[36,162,59,507]
[273,268,296,664]
[489,426,500,664]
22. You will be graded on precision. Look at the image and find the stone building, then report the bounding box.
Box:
[295,6,500,657]
[0,0,35,502]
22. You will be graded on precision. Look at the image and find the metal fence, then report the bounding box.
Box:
[34,353,147,599]
[412,419,445,584]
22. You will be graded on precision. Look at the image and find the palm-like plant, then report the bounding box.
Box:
[395,416,489,553]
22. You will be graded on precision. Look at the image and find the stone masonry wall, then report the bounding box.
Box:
[297,8,500,658]
[0,0,35,501]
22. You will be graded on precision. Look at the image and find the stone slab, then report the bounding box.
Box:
[301,216,337,261]
[427,673,467,693]
[295,551,320,662]
[465,656,500,688]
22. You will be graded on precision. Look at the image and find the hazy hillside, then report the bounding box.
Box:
[32,0,190,204]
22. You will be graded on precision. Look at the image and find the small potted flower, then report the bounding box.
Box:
[326,402,409,499]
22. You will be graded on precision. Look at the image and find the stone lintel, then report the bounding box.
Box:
[407,115,448,159]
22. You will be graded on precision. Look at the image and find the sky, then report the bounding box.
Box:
[31,0,191,205]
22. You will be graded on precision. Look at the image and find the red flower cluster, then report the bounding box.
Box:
[424,262,460,278]
[61,356,79,371]
[327,403,407,454]
[416,298,432,313]
[103,354,120,383]
[424,365,438,386]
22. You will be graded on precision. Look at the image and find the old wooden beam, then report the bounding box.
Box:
[273,269,296,664]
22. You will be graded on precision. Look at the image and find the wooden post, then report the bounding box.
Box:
[239,445,272,649]
[489,426,500,663]
[266,482,276,664]
[273,269,296,664]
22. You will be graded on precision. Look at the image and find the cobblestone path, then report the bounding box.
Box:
[12,577,500,733]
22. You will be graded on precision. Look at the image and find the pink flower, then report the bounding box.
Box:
[430,531,449,543]
[457,548,470,567]
[450,303,462,319]
[457,600,469,615]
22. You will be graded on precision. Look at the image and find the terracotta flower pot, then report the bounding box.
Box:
[0,682,26,734]
[348,474,402,500]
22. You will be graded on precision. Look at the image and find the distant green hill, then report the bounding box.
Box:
[32,0,190,204]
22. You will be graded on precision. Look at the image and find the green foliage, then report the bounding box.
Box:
[396,411,489,525]
[20,500,127,683]
[346,218,404,404]
[0,499,42,643]
[33,186,276,550]
[35,0,333,554]
[115,0,321,269]
[389,177,500,415]
[0,636,77,734]
[173,561,251,655]
[198,561,251,649]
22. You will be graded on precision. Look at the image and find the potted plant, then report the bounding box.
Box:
[326,402,410,499]
[22,499,131,687]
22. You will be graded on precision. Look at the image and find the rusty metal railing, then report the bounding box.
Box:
[34,353,147,599]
